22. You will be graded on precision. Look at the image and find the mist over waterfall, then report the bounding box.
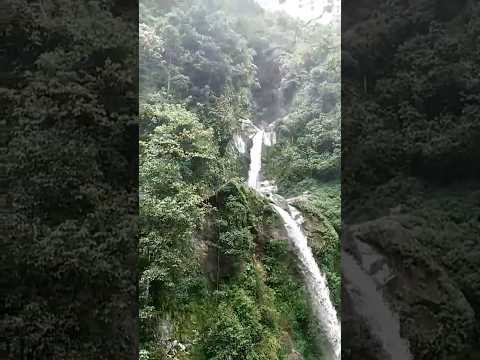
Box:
[247,128,341,360]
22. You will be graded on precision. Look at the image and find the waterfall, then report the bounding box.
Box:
[233,134,246,154]
[246,128,340,359]
[244,124,411,359]
[273,204,341,360]
[263,130,276,146]
[343,247,413,360]
[247,130,264,189]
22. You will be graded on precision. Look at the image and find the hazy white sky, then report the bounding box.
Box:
[255,0,335,23]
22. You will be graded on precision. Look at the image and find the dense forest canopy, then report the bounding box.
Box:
[139,0,340,359]
[1,1,137,358]
[342,1,480,359]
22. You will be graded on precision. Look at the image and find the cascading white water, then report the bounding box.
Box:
[233,134,246,154]
[273,204,341,360]
[247,130,264,189]
[263,130,276,146]
[343,249,413,360]
[246,128,340,359]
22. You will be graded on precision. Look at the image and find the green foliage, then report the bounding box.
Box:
[263,240,322,359]
[1,1,137,357]
[218,227,255,259]
[344,12,480,201]
[342,2,480,358]
[265,23,340,190]
[200,285,279,360]
[138,0,340,358]
[140,103,220,196]
[213,183,267,277]
[139,0,256,102]
[139,103,220,354]
[296,198,341,309]
[261,20,341,313]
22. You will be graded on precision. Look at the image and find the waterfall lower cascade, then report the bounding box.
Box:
[246,128,341,360]
[343,244,413,360]
[274,205,341,360]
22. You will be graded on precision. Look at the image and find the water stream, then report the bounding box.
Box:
[244,124,412,359]
[273,204,341,360]
[247,129,264,189]
[246,127,341,360]
[343,246,413,360]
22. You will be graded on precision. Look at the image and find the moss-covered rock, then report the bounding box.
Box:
[292,199,341,309]
[192,181,323,359]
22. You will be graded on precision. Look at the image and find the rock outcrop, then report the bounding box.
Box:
[343,216,476,359]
